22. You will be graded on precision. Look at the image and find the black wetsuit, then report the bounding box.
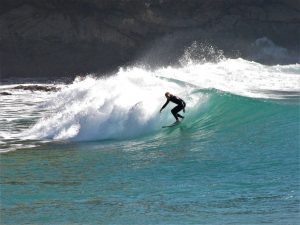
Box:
[161,95,186,121]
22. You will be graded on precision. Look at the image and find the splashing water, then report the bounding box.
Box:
[1,51,300,225]
[0,56,298,148]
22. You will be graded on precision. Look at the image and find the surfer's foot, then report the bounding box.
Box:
[177,114,184,119]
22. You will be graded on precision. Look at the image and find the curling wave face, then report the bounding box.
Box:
[21,69,195,141]
[1,58,299,151]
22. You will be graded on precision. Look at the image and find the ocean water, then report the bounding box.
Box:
[1,58,300,224]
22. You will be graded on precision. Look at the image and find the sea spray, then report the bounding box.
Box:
[1,57,299,147]
[21,70,201,141]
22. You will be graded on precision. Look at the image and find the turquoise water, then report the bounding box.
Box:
[1,59,300,224]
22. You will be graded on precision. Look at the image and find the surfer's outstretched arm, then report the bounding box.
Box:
[160,100,169,113]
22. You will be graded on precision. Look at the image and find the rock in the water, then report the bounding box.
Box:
[0,92,12,95]
[12,85,60,92]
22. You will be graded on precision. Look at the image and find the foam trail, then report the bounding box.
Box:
[157,58,300,99]
[21,70,203,141]
[14,58,300,142]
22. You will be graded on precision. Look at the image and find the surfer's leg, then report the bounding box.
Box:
[171,106,180,121]
[174,105,184,119]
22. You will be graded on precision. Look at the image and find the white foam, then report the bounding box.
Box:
[156,58,300,98]
[6,58,300,142]
[21,71,201,141]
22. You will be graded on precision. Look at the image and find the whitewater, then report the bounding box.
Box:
[1,56,300,224]
[1,58,299,148]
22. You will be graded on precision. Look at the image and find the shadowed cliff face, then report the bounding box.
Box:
[0,0,299,79]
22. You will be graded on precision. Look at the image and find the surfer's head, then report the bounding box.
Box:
[165,92,171,99]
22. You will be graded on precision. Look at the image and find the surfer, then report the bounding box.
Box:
[160,92,186,122]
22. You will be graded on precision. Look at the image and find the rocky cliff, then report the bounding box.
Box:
[1,0,299,79]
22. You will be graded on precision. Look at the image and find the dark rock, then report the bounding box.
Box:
[0,92,12,95]
[12,85,60,92]
[0,0,299,79]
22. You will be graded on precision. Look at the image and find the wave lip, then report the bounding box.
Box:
[20,72,198,141]
[2,58,299,147]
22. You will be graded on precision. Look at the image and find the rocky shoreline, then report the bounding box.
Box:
[0,0,299,78]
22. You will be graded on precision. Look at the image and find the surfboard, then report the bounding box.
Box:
[162,121,180,128]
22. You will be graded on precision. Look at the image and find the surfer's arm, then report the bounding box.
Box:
[160,100,169,112]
